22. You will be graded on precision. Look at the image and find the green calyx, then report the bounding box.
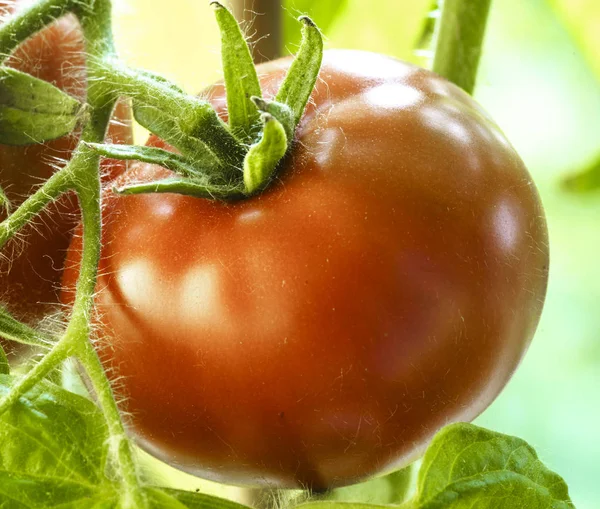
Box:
[102,2,323,200]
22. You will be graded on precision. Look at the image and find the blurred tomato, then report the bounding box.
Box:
[0,0,132,337]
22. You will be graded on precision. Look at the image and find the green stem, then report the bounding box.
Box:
[0,307,56,347]
[0,0,75,61]
[432,0,492,95]
[0,168,73,250]
[99,58,245,168]
[0,337,71,417]
[77,341,145,508]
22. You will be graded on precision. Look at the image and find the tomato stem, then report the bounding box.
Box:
[0,337,71,417]
[0,0,74,61]
[432,0,492,95]
[77,341,146,507]
[0,168,74,250]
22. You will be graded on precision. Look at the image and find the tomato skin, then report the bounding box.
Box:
[63,50,548,489]
[0,0,131,329]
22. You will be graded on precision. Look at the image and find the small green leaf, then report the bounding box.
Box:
[276,16,323,126]
[0,374,115,505]
[115,176,243,201]
[243,114,288,195]
[251,97,295,145]
[0,343,8,375]
[145,486,253,509]
[413,423,575,509]
[562,154,600,193]
[0,67,82,145]
[211,1,262,141]
[85,143,214,181]
[0,305,55,347]
[132,103,222,175]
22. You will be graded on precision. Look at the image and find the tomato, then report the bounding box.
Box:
[62,50,549,489]
[0,0,131,331]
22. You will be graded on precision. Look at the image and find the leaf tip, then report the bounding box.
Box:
[251,96,268,112]
[298,15,317,28]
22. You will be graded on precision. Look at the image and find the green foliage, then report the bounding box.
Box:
[212,1,262,142]
[0,369,575,509]
[0,67,82,145]
[0,375,253,508]
[562,154,600,193]
[0,374,112,506]
[0,305,54,347]
[412,423,574,508]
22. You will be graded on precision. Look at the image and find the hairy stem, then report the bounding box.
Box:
[432,0,492,95]
[0,0,74,61]
[0,338,71,416]
[98,58,245,167]
[0,168,73,250]
[77,341,145,508]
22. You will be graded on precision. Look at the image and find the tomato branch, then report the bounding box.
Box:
[0,168,74,250]
[0,0,73,61]
[0,337,71,417]
[432,0,492,95]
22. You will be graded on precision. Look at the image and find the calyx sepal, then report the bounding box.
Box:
[89,7,323,201]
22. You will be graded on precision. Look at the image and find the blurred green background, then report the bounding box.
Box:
[110,0,600,507]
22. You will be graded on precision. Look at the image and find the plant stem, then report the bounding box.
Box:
[0,168,73,250]
[97,59,244,168]
[432,0,492,95]
[0,337,71,416]
[0,0,75,61]
[77,341,145,508]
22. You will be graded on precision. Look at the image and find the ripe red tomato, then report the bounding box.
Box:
[0,0,131,331]
[62,50,549,489]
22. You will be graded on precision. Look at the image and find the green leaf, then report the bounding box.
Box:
[212,1,262,141]
[85,143,214,180]
[0,374,116,506]
[283,0,348,52]
[0,305,55,347]
[413,423,575,508]
[132,103,222,175]
[0,67,82,146]
[243,114,288,195]
[562,154,600,193]
[276,16,323,126]
[145,487,253,509]
[115,176,243,200]
[251,97,295,145]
